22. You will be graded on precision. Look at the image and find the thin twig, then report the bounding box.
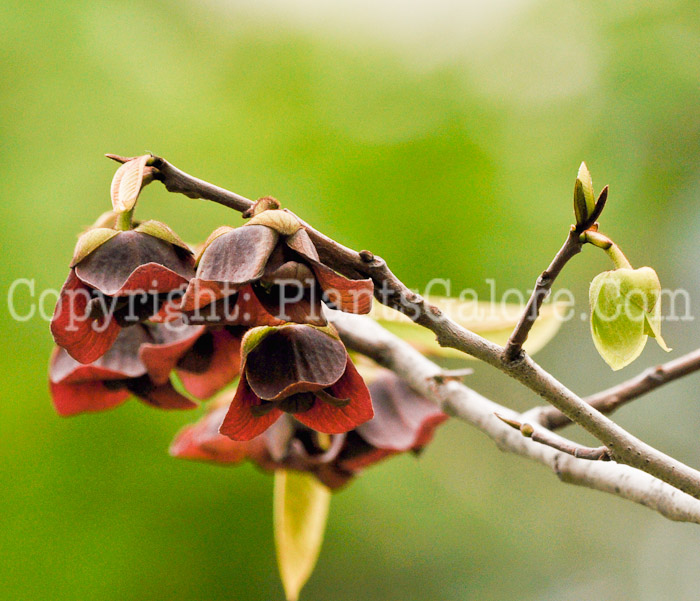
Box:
[495,414,610,461]
[108,153,700,499]
[329,311,700,524]
[526,348,700,430]
[503,228,583,362]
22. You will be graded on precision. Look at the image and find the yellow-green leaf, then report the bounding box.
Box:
[370,296,564,358]
[110,155,150,213]
[274,470,331,601]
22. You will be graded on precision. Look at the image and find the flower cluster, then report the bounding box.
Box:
[49,166,380,441]
[48,156,447,501]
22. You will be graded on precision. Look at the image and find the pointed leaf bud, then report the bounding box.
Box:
[574,161,595,227]
[110,154,151,213]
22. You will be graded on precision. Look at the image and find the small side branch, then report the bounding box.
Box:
[528,348,700,431]
[503,228,582,362]
[496,415,610,461]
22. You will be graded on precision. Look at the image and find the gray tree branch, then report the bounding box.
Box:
[107,153,700,500]
[329,311,700,525]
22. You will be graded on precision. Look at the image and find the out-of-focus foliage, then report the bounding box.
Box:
[1,1,699,600]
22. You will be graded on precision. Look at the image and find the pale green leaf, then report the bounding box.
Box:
[370,297,564,358]
[274,470,331,601]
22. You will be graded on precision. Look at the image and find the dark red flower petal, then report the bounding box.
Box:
[181,284,284,327]
[81,262,191,297]
[284,229,320,262]
[355,371,448,451]
[169,422,222,461]
[75,231,194,295]
[139,323,207,385]
[148,299,184,323]
[232,285,286,326]
[49,380,130,416]
[337,445,396,473]
[219,375,283,441]
[50,270,121,364]
[245,325,347,401]
[294,356,374,434]
[180,278,235,312]
[197,225,278,285]
[170,407,251,464]
[308,260,373,314]
[252,284,327,326]
[176,328,242,399]
[127,377,198,410]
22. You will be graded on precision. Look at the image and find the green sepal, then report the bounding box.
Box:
[241,325,280,360]
[70,228,120,267]
[246,209,302,236]
[135,220,192,254]
[241,323,340,363]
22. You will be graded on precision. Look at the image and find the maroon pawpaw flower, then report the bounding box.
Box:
[139,321,244,400]
[180,204,373,327]
[219,323,374,441]
[170,370,447,490]
[49,320,243,416]
[50,219,195,364]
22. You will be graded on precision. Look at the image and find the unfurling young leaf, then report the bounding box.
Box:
[589,267,670,371]
[274,470,331,601]
[110,154,151,213]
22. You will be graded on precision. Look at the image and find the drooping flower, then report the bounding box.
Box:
[48,320,243,416]
[50,217,195,364]
[180,203,374,327]
[170,370,448,489]
[218,323,374,441]
[139,321,244,400]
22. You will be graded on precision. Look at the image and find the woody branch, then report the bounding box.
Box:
[107,153,700,500]
[329,310,700,525]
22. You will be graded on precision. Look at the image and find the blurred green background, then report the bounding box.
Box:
[2,0,700,599]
